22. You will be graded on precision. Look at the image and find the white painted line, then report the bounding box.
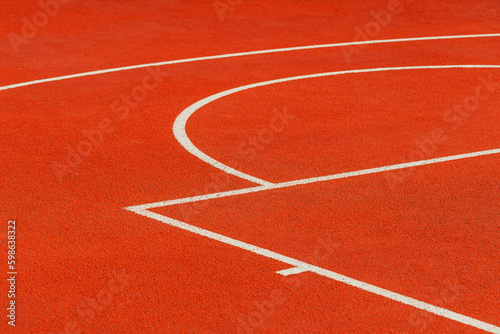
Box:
[132,61,500,333]
[276,266,309,276]
[126,147,500,331]
[3,29,494,331]
[125,147,500,211]
[173,65,500,184]
[127,207,500,333]
[126,185,267,210]
[173,97,274,186]
[1,33,499,92]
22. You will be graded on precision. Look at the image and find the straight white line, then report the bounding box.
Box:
[1,33,499,92]
[125,148,500,211]
[128,208,500,333]
[172,65,500,185]
[276,267,309,276]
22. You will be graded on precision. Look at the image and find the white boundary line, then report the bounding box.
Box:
[173,65,500,184]
[125,148,500,212]
[130,62,500,331]
[127,207,500,334]
[125,148,500,333]
[1,33,500,92]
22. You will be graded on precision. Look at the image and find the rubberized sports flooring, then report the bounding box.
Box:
[1,0,499,333]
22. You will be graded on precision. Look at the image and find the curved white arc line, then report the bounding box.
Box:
[1,33,500,92]
[174,65,500,185]
[173,95,274,185]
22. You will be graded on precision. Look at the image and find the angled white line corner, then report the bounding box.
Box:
[125,207,500,333]
[125,148,500,212]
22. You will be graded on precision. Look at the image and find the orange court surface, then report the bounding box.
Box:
[1,0,499,333]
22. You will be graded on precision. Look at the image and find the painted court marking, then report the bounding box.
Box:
[126,147,500,333]
[139,65,500,331]
[2,32,498,332]
[1,33,500,92]
[135,41,500,332]
[126,148,500,211]
[132,208,499,333]
[173,65,500,183]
